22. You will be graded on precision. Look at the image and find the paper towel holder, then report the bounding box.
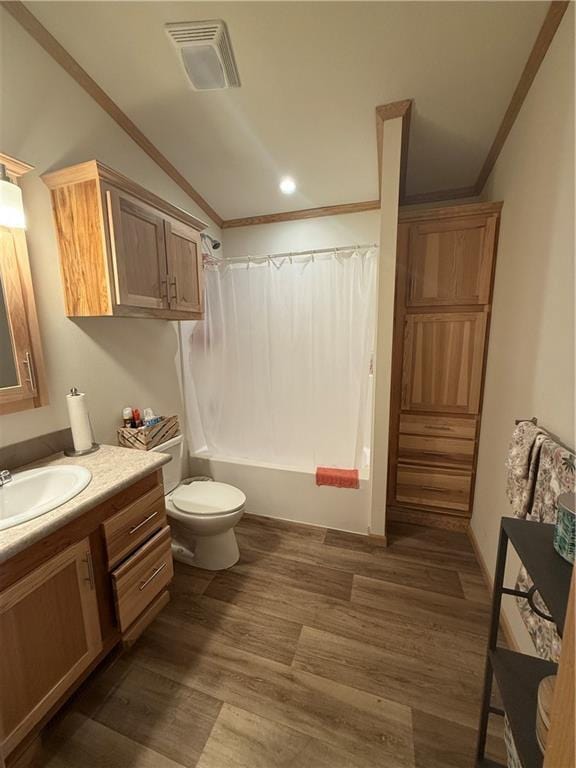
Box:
[64,387,100,457]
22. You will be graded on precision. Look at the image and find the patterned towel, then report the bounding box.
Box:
[505,421,547,517]
[514,437,576,661]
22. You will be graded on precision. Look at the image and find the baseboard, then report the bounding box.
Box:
[467,525,520,652]
[367,531,388,546]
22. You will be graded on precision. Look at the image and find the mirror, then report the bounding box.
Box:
[0,274,19,388]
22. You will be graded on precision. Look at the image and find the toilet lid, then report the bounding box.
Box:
[171,481,246,516]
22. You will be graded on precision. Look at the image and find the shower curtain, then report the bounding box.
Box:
[180,247,377,471]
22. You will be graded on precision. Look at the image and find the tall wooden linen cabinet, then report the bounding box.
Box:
[387,201,502,530]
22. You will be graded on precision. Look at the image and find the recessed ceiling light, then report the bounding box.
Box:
[279,176,296,195]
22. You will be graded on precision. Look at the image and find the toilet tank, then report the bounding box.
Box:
[151,434,183,493]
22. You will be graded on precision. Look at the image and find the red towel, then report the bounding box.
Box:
[316,467,359,489]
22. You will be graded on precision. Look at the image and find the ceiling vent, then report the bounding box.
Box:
[165,20,240,91]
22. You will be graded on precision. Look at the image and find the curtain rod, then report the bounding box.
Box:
[204,243,378,264]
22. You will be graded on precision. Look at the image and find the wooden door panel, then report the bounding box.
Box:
[407,216,496,306]
[165,219,203,314]
[395,464,472,513]
[105,187,168,310]
[401,311,487,414]
[0,539,102,755]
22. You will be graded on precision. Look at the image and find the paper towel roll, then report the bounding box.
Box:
[66,389,93,452]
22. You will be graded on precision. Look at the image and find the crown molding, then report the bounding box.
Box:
[0,152,34,181]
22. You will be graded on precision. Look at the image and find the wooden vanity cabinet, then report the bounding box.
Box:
[42,160,206,320]
[387,201,502,531]
[0,538,102,757]
[0,469,173,764]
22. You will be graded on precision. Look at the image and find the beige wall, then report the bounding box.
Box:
[472,9,574,652]
[0,12,219,449]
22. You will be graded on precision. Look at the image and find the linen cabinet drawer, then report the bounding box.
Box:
[112,526,173,632]
[102,484,166,569]
[399,414,477,440]
[395,464,472,513]
[398,434,474,469]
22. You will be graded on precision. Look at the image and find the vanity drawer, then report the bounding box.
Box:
[102,484,166,569]
[112,526,173,632]
[398,434,475,469]
[395,463,472,514]
[399,414,476,440]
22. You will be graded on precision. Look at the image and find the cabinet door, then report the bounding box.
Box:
[401,311,487,414]
[407,216,496,306]
[164,218,203,314]
[0,539,102,756]
[105,187,169,310]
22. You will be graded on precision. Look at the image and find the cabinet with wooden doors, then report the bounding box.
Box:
[0,469,173,765]
[42,160,206,320]
[0,538,102,757]
[387,201,502,530]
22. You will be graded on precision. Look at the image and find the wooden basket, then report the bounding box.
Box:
[117,415,180,451]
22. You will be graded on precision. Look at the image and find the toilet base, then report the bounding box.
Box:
[171,528,240,571]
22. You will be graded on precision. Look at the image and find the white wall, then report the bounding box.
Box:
[0,12,219,449]
[472,9,574,652]
[222,210,380,257]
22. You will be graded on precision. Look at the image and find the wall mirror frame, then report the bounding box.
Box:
[0,152,48,415]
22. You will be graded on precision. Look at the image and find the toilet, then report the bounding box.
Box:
[151,435,246,570]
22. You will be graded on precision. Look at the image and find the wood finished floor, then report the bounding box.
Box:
[36,517,506,768]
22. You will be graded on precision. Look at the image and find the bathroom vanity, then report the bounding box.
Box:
[0,446,174,763]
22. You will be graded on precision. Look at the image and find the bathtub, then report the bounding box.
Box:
[188,453,371,535]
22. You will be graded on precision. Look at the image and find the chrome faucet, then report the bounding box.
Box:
[0,470,12,486]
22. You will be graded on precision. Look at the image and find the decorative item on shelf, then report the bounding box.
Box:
[535,674,556,754]
[117,415,180,451]
[553,491,575,564]
[64,387,99,457]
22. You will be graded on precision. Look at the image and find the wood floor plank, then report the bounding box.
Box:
[130,612,415,767]
[351,574,491,638]
[458,571,492,605]
[240,514,327,542]
[235,529,465,598]
[232,546,354,600]
[323,528,388,554]
[196,703,391,768]
[165,592,303,665]
[293,626,484,728]
[205,568,488,671]
[74,657,221,767]
[170,562,215,599]
[412,709,507,768]
[40,712,185,768]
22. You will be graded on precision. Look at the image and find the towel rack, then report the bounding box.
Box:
[514,417,574,455]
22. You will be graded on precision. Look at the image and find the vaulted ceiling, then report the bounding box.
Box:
[24,1,549,220]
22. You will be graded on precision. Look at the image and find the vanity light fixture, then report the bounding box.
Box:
[0,164,26,229]
[279,176,296,195]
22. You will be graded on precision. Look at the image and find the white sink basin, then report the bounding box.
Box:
[0,465,92,531]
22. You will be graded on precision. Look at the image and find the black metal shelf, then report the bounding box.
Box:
[502,518,573,636]
[476,517,573,768]
[491,649,557,768]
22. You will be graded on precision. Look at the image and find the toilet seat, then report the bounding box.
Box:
[171,481,246,516]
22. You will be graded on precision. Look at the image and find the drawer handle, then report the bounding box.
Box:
[129,510,160,535]
[424,425,451,431]
[139,562,167,591]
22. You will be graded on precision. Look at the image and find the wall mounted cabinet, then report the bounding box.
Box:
[43,161,206,320]
[387,201,502,531]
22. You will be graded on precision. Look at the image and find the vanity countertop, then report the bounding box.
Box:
[0,444,170,564]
